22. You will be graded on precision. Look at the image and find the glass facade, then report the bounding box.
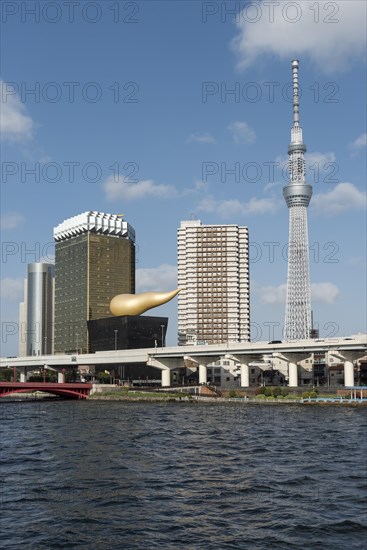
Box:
[87,315,168,352]
[54,232,135,354]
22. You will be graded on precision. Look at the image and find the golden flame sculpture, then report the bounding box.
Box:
[110,288,182,316]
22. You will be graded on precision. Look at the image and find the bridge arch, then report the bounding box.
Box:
[0,382,92,400]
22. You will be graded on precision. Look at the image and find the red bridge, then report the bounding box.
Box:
[0,382,93,400]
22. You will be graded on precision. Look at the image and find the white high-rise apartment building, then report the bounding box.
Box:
[177,220,250,345]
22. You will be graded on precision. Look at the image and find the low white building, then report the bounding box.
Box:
[206,358,240,388]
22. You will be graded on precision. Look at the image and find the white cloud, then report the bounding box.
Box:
[198,195,280,219]
[312,183,367,215]
[0,80,35,141]
[1,278,24,302]
[274,154,288,169]
[194,179,209,192]
[228,121,256,144]
[136,264,177,292]
[311,282,340,304]
[350,133,367,150]
[0,212,25,230]
[187,132,215,144]
[104,176,177,201]
[231,1,366,74]
[306,151,336,172]
[263,181,283,193]
[260,283,287,305]
[259,281,340,305]
[178,179,211,199]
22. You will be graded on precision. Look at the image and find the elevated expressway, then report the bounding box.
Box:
[1,335,366,388]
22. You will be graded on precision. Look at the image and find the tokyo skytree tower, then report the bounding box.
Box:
[283,60,312,341]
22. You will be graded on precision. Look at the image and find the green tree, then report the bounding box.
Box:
[97,371,112,383]
[65,368,78,382]
[0,368,16,381]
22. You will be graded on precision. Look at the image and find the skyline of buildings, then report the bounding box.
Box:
[12,199,365,359]
[9,44,364,356]
[11,52,361,354]
[13,61,362,355]
[53,212,136,354]
[14,65,317,352]
[177,220,250,345]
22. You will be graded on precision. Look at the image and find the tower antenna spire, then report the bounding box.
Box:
[292,59,300,126]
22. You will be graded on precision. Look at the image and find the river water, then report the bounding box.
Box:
[0,400,366,549]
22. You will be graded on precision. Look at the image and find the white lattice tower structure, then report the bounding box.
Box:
[283,60,312,341]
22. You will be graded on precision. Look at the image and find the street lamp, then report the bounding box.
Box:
[44,336,47,355]
[114,329,118,350]
[160,325,165,348]
[76,333,79,354]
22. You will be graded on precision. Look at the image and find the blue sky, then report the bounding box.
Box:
[1,0,366,355]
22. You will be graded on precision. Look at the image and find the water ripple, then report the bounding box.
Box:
[0,401,366,549]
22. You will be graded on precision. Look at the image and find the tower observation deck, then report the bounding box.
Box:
[283,60,312,341]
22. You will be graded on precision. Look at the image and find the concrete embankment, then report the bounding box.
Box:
[88,391,367,405]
